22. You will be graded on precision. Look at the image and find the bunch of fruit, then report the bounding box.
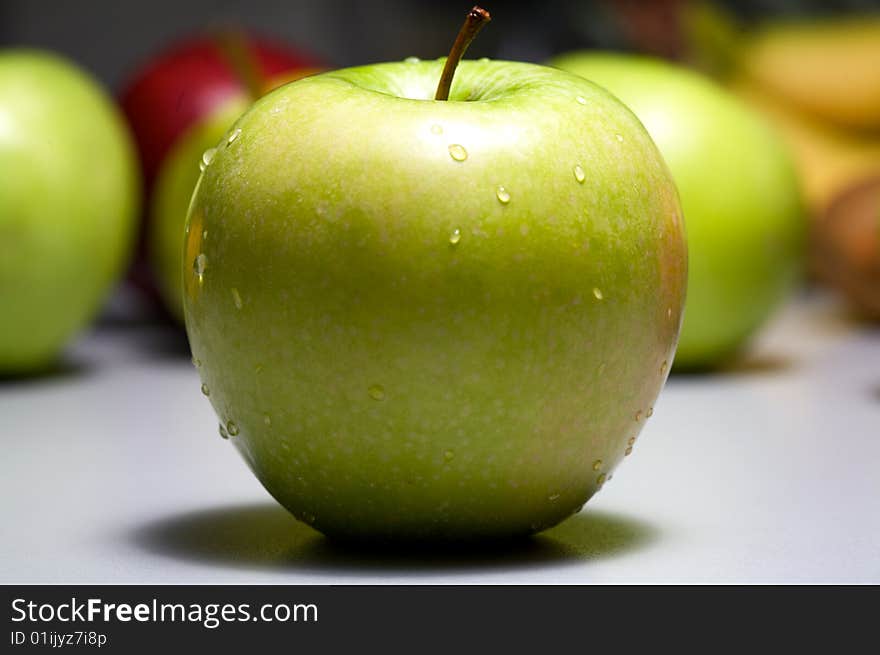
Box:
[2,5,822,539]
[735,17,880,321]
[687,6,880,319]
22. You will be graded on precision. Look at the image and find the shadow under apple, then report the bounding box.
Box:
[127,323,192,361]
[91,317,192,363]
[670,351,797,378]
[130,502,660,575]
[0,356,93,388]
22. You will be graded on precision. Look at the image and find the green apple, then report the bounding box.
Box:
[184,57,686,540]
[551,53,804,369]
[0,50,139,374]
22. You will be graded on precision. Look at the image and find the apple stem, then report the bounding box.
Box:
[434,6,491,101]
[214,31,267,100]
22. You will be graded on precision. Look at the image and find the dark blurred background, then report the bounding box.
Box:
[2,0,879,90]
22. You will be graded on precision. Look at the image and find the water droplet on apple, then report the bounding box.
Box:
[660,360,668,375]
[448,144,468,161]
[576,96,587,105]
[201,230,208,241]
[573,164,586,184]
[625,446,633,456]
[201,147,216,171]
[628,436,636,446]
[430,124,443,135]
[592,459,602,471]
[635,410,642,422]
[231,287,243,310]
[592,287,603,300]
[596,472,607,486]
[443,450,455,462]
[192,356,201,368]
[219,424,228,440]
[226,128,241,146]
[496,186,510,204]
[368,384,385,401]
[226,420,239,437]
[263,414,272,426]
[449,228,461,245]
[200,383,210,396]
[647,407,654,418]
[667,307,673,319]
[404,56,420,64]
[615,134,624,143]
[193,254,207,284]
[478,57,490,63]
[548,493,561,502]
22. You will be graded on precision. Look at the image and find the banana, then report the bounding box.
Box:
[737,16,880,131]
[731,78,880,215]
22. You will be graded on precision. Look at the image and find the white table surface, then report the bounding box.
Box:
[2,291,878,584]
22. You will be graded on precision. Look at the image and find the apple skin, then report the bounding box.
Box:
[151,99,249,318]
[0,50,139,374]
[184,59,686,540]
[552,53,804,369]
[119,35,322,316]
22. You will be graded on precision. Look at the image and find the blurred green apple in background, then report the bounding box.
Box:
[183,56,686,540]
[552,53,804,369]
[0,50,139,374]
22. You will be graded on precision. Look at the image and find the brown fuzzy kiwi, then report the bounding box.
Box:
[812,175,880,320]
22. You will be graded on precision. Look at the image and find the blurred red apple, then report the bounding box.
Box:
[119,33,323,315]
[121,32,320,193]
